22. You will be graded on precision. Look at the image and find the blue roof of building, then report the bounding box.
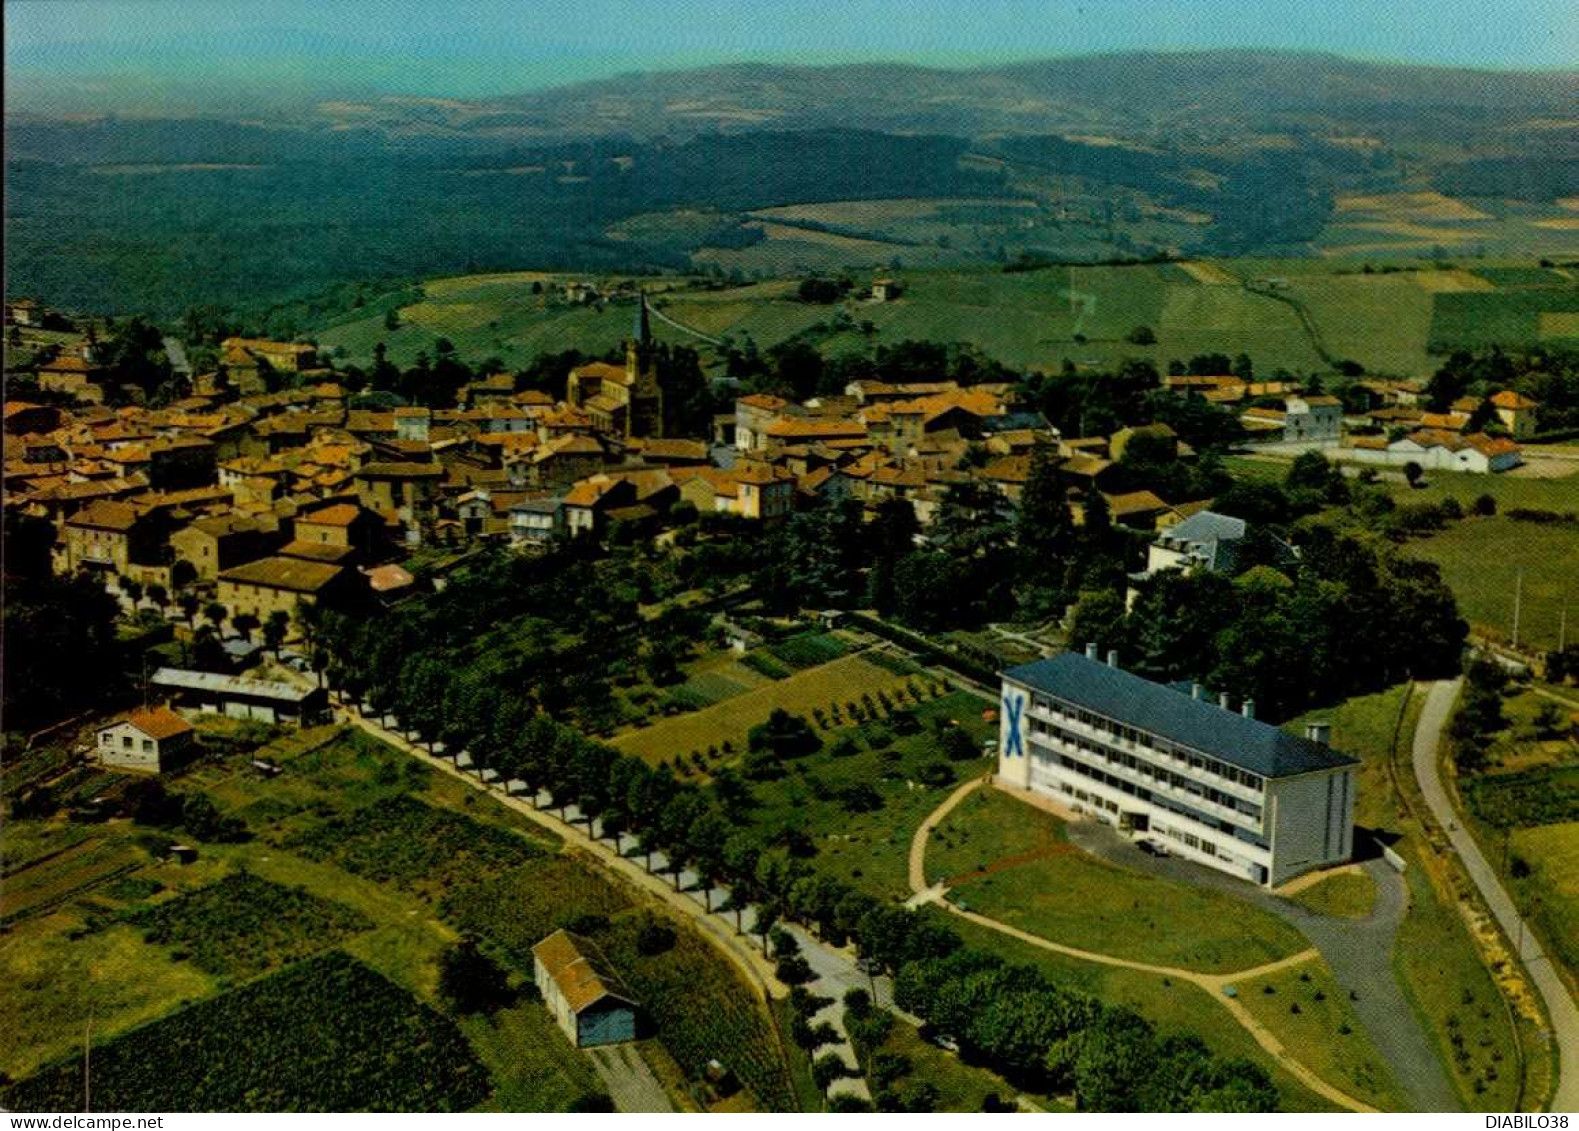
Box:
[1002,652,1356,779]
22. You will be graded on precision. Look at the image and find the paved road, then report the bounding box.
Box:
[586,1044,675,1112]
[907,783,1381,1112]
[1412,678,1579,1113]
[1069,823,1457,1111]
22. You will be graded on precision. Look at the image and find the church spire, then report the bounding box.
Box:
[633,292,652,348]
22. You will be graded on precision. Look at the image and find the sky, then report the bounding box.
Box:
[6,0,1575,112]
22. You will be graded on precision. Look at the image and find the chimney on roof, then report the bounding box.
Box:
[1219,691,1232,711]
[1191,683,1204,701]
[1086,642,1099,661]
[1241,699,1256,720]
[1106,649,1119,669]
[1305,721,1331,745]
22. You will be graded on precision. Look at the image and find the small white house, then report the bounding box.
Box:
[96,706,195,772]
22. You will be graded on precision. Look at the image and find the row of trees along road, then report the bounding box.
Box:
[311,553,1282,1111]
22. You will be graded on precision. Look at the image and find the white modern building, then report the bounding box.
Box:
[997,647,1357,887]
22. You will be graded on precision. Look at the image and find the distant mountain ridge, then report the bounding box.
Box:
[481,51,1579,141]
[8,49,1577,148]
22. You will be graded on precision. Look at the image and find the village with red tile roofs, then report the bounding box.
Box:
[6,266,1579,1117]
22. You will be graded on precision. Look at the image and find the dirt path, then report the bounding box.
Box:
[586,1044,676,1113]
[907,776,988,894]
[908,779,1378,1114]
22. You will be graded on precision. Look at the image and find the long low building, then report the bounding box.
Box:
[151,667,328,726]
[997,647,1357,888]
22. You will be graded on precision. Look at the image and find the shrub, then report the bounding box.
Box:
[811,1051,853,1090]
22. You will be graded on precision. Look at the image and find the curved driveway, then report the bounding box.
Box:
[1412,678,1579,1113]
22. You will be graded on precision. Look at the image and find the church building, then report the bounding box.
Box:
[565,295,665,439]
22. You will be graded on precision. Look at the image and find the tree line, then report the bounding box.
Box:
[308,548,1281,1111]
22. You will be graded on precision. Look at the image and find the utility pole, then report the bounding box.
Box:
[83,1000,94,1113]
[1511,569,1524,651]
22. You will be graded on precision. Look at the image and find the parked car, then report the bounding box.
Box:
[1137,839,1169,857]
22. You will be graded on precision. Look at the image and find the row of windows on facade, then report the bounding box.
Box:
[102,733,154,752]
[1029,718,1264,823]
[1049,780,1236,866]
[1028,694,1266,792]
[1033,743,1272,852]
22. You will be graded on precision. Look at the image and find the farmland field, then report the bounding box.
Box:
[130,871,371,980]
[310,255,1478,380]
[1,952,492,1112]
[1402,516,1579,652]
[608,651,918,765]
[446,866,796,1111]
[290,793,548,897]
[1427,285,1579,351]
[0,725,685,1112]
[742,688,996,898]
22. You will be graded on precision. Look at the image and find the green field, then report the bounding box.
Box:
[1429,286,1579,351]
[130,871,372,980]
[0,725,799,1111]
[1236,960,1411,1111]
[311,256,1579,382]
[1508,821,1579,994]
[932,789,1309,974]
[2,952,491,1112]
[1289,871,1377,919]
[1403,516,1579,652]
[740,689,996,898]
[608,651,923,766]
[1391,471,1579,513]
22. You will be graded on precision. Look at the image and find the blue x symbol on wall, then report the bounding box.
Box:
[1002,692,1025,758]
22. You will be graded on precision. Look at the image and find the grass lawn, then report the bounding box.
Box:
[931,788,1307,974]
[1236,959,1412,1111]
[1289,871,1377,919]
[1287,682,1418,831]
[1393,473,1579,514]
[923,783,1067,884]
[953,850,1308,974]
[0,916,217,1080]
[744,690,996,899]
[1224,455,1292,486]
[936,913,1341,1112]
[608,652,923,766]
[1392,850,1527,1111]
[1401,516,1579,653]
